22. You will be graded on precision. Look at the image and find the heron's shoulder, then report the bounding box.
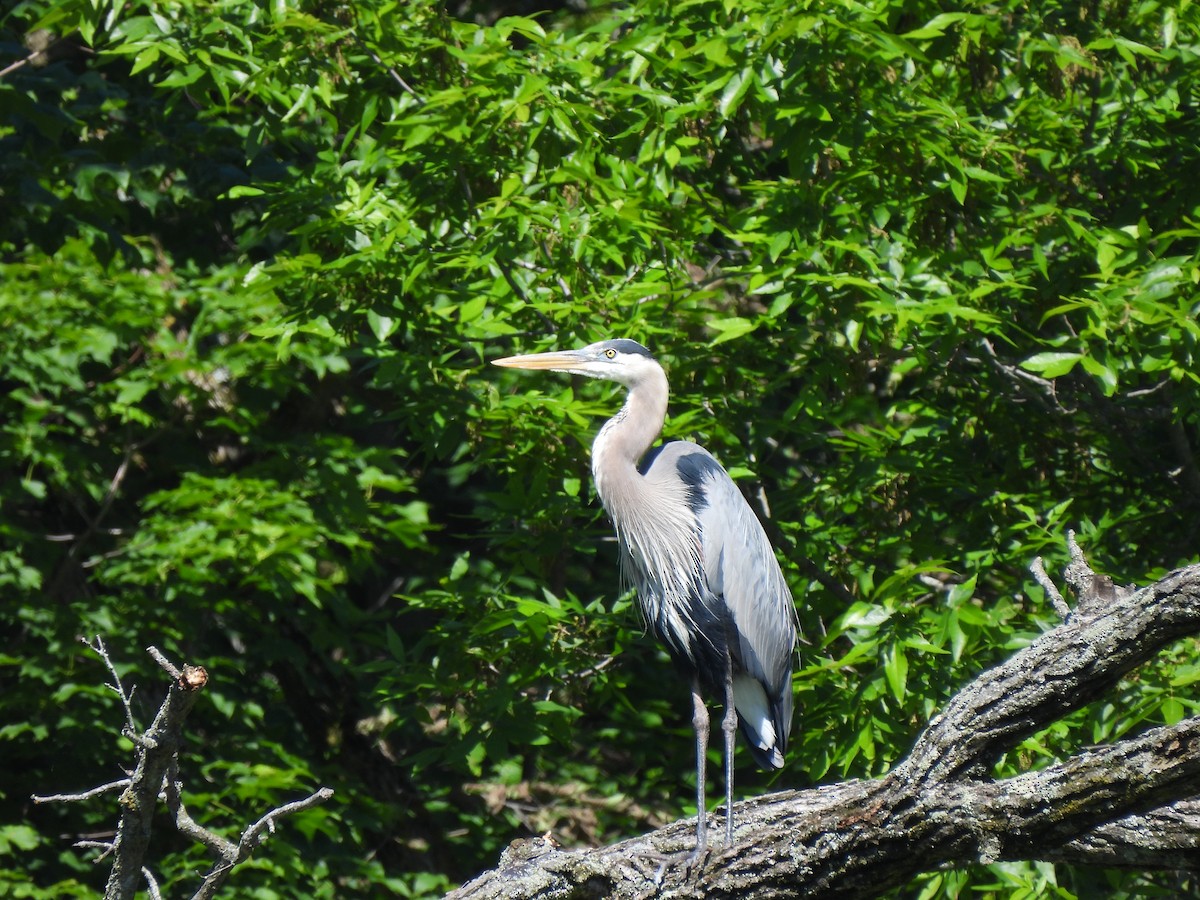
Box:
[639,440,728,486]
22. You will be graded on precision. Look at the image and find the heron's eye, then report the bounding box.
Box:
[604,349,616,359]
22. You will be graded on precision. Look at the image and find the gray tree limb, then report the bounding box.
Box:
[449,544,1200,899]
[103,646,210,900]
[34,642,334,900]
[164,759,335,900]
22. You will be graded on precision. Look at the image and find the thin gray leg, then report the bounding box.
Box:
[722,649,738,845]
[691,675,709,857]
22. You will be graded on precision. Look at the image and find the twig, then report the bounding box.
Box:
[83,636,139,735]
[1029,556,1070,618]
[187,787,336,900]
[241,787,336,850]
[66,447,135,567]
[565,654,617,683]
[165,760,238,859]
[147,645,182,680]
[363,46,424,103]
[50,445,140,598]
[32,779,131,804]
[0,30,91,79]
[1054,530,1132,613]
[47,527,128,542]
[537,240,573,300]
[1125,378,1173,400]
[369,573,407,613]
[74,839,116,860]
[1064,529,1089,577]
[0,56,32,79]
[976,337,1076,416]
[142,867,162,900]
[81,541,153,569]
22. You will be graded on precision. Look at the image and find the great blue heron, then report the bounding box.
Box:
[493,338,797,855]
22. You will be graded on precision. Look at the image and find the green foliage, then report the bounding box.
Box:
[2,0,1199,895]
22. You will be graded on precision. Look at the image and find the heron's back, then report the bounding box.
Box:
[605,440,797,768]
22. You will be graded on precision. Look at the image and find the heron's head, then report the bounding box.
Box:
[492,339,662,388]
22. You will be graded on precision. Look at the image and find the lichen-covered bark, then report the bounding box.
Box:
[105,664,208,900]
[449,549,1200,899]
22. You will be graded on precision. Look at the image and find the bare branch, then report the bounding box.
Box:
[186,787,336,900]
[1062,528,1093,594]
[976,338,1076,415]
[32,779,131,804]
[146,645,182,680]
[450,547,1200,899]
[1030,556,1070,618]
[165,761,238,860]
[74,840,116,861]
[142,867,162,900]
[38,644,332,899]
[243,787,336,848]
[103,650,207,900]
[82,636,139,734]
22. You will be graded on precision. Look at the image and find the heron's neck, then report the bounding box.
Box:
[591,369,668,507]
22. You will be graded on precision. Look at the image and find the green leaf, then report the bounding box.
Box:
[717,68,752,118]
[1079,353,1118,396]
[884,644,909,703]
[1161,697,1185,725]
[902,12,970,40]
[367,309,398,342]
[0,825,40,855]
[707,317,757,345]
[1020,352,1082,378]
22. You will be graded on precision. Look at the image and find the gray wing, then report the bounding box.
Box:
[646,441,797,759]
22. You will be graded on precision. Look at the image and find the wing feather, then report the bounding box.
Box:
[644,441,798,766]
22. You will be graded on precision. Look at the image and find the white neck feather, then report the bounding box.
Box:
[590,364,669,509]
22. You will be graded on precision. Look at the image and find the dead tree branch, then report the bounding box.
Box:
[450,540,1200,899]
[33,643,334,900]
[103,648,209,900]
[163,757,335,900]
[31,779,131,804]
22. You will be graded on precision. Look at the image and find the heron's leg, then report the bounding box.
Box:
[690,675,709,857]
[721,649,738,845]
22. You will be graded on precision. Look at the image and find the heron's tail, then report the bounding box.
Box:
[732,674,789,770]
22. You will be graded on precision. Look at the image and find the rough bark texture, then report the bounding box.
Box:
[449,550,1200,899]
[35,643,334,900]
[105,657,209,900]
